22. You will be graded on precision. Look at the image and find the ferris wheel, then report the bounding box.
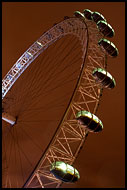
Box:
[2,9,118,188]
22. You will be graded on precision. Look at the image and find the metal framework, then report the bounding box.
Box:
[2,17,106,188]
[23,20,106,188]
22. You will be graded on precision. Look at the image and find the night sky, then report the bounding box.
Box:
[2,2,125,188]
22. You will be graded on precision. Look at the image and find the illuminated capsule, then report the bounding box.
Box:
[92,68,116,89]
[92,11,106,23]
[83,9,93,20]
[97,20,115,38]
[74,11,85,19]
[76,110,103,133]
[50,161,80,183]
[98,38,119,57]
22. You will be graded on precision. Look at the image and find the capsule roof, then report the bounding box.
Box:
[92,11,106,23]
[50,161,80,183]
[76,110,103,133]
[93,68,116,89]
[98,38,119,57]
[74,11,85,19]
[97,20,115,38]
[83,9,93,20]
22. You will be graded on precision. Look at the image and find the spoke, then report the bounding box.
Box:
[36,173,44,188]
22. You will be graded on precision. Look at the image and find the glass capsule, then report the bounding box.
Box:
[50,161,80,183]
[74,11,85,19]
[76,110,103,133]
[98,38,119,57]
[83,9,93,20]
[92,11,106,23]
[92,68,116,89]
[97,20,115,38]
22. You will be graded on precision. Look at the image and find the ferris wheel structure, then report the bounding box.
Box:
[2,10,118,188]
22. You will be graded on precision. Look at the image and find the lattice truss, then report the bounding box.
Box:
[24,20,106,188]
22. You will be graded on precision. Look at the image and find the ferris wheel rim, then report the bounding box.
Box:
[2,17,88,188]
[2,16,107,188]
[22,20,89,188]
[2,17,87,100]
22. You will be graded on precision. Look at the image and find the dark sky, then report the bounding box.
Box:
[2,2,125,188]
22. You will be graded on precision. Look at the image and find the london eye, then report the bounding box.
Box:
[2,4,124,188]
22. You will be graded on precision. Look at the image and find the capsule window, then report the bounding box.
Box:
[67,165,74,175]
[57,162,66,171]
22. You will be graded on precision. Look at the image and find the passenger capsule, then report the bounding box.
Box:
[97,20,115,38]
[74,11,85,19]
[76,110,103,133]
[92,11,106,23]
[92,68,116,89]
[98,38,119,57]
[83,9,93,20]
[50,161,80,183]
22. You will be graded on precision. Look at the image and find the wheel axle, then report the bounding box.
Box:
[2,112,16,125]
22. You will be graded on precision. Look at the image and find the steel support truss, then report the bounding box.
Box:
[23,20,106,188]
